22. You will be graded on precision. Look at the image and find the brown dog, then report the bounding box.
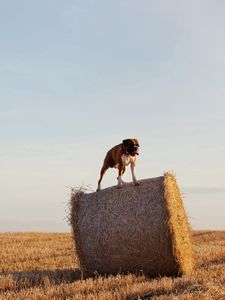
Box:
[97,138,140,191]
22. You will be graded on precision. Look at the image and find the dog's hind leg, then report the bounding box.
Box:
[96,166,108,192]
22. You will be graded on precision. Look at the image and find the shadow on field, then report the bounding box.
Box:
[12,268,81,283]
[199,257,225,268]
[129,283,207,300]
[0,268,81,292]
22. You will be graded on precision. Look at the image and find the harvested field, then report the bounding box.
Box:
[0,231,225,299]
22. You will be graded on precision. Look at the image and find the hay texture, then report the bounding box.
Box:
[70,173,193,277]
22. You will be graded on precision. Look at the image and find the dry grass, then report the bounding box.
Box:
[0,231,225,299]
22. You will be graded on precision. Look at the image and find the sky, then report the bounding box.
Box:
[0,0,224,232]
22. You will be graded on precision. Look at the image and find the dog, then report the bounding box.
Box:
[96,138,140,191]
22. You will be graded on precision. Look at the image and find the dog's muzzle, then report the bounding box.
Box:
[132,146,139,155]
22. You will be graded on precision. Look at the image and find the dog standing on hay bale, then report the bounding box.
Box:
[70,173,194,278]
[97,138,140,192]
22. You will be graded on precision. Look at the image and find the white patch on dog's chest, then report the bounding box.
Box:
[121,154,135,166]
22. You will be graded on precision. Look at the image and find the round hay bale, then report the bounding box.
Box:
[70,172,193,277]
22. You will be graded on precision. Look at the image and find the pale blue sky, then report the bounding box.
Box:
[0,0,224,231]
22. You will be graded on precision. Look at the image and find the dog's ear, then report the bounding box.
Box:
[122,139,131,147]
[123,139,130,145]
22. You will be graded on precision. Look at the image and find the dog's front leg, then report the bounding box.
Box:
[117,166,125,189]
[130,162,139,186]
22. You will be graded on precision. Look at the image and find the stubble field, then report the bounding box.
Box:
[0,231,225,299]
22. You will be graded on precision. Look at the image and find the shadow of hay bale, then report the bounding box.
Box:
[0,269,81,292]
[69,172,194,278]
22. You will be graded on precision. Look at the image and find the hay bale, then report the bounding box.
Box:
[70,172,193,277]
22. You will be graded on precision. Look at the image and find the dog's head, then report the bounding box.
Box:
[122,138,140,156]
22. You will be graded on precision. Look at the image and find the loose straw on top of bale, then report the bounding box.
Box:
[69,173,193,278]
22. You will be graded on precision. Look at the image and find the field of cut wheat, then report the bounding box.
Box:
[0,231,225,299]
